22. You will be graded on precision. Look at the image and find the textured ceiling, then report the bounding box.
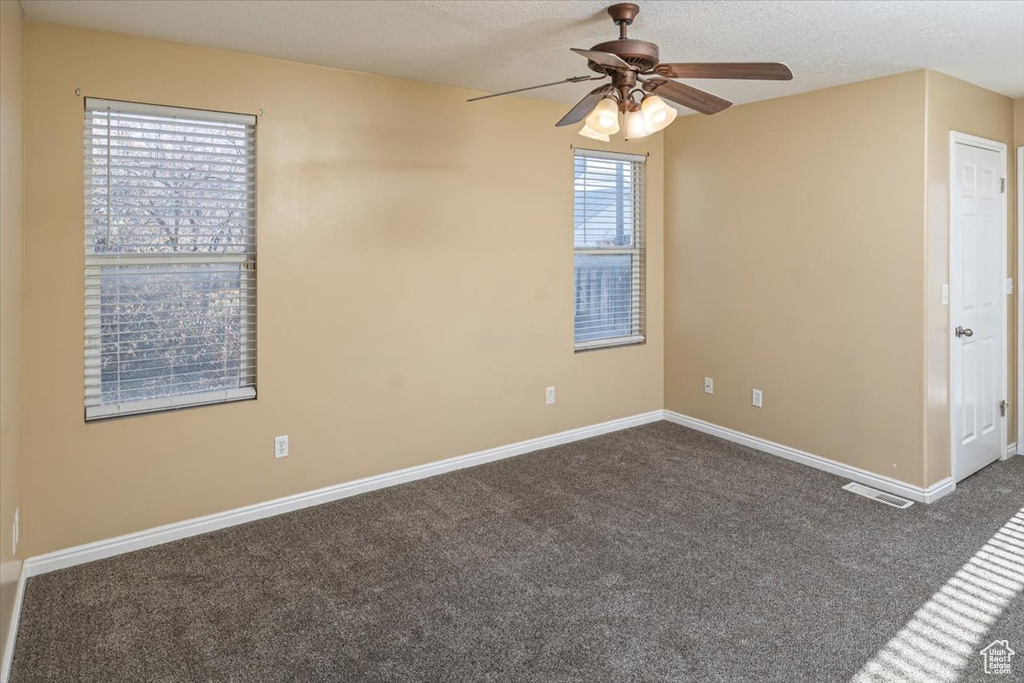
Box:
[21,0,1024,111]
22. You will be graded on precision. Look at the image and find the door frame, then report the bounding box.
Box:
[948,131,1008,481]
[1017,145,1023,458]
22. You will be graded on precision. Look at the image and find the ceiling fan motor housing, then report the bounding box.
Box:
[588,39,660,73]
[589,4,658,73]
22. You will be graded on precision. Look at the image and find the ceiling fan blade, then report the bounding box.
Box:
[654,62,793,81]
[570,48,632,70]
[642,78,731,115]
[555,84,614,127]
[467,75,602,102]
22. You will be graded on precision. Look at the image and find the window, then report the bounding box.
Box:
[573,149,646,351]
[84,99,257,420]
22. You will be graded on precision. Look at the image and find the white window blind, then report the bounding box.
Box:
[573,149,646,351]
[84,98,257,420]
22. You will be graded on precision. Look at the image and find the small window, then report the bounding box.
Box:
[84,98,257,420]
[573,149,646,351]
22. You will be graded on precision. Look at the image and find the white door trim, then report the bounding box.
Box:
[949,131,1008,481]
[1017,146,1024,459]
[0,562,26,683]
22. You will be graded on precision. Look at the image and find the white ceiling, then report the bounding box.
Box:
[21,0,1024,111]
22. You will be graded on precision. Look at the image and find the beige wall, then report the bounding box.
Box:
[1015,99,1023,146]
[922,71,1015,486]
[10,21,1018,562]
[0,0,25,665]
[1017,100,1024,448]
[21,23,664,556]
[664,72,931,486]
[663,69,1016,491]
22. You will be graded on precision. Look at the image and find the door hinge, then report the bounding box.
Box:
[1000,399,1009,417]
[1001,178,1006,194]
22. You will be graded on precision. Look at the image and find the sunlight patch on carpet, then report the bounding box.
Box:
[851,508,1024,682]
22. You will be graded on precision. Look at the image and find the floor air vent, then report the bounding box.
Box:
[841,482,914,509]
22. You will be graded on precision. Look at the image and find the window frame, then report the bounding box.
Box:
[83,98,258,421]
[572,148,647,352]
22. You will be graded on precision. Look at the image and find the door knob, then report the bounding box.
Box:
[955,326,974,338]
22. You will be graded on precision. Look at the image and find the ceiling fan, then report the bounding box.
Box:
[468,2,793,141]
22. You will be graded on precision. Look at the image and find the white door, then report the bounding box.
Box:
[951,138,1006,483]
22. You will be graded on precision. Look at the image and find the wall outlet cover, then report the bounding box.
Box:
[752,389,763,408]
[545,386,556,405]
[704,377,714,395]
[274,435,289,459]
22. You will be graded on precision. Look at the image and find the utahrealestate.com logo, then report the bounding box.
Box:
[980,640,1016,675]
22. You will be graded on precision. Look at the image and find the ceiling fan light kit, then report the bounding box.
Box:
[578,122,611,142]
[468,3,793,141]
[641,95,676,130]
[585,97,621,135]
[623,108,650,139]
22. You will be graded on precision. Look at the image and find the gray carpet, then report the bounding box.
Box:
[10,421,1024,682]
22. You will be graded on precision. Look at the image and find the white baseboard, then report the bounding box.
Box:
[0,561,26,683]
[663,410,955,504]
[21,408,967,578]
[9,406,968,671]
[23,410,664,578]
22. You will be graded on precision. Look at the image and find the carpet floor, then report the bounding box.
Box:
[10,421,1024,682]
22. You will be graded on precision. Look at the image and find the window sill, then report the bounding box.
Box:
[86,387,256,421]
[574,334,646,352]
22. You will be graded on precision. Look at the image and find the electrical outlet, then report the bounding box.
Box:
[274,435,289,459]
[546,386,556,405]
[704,377,714,395]
[752,389,763,408]
[12,508,18,556]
